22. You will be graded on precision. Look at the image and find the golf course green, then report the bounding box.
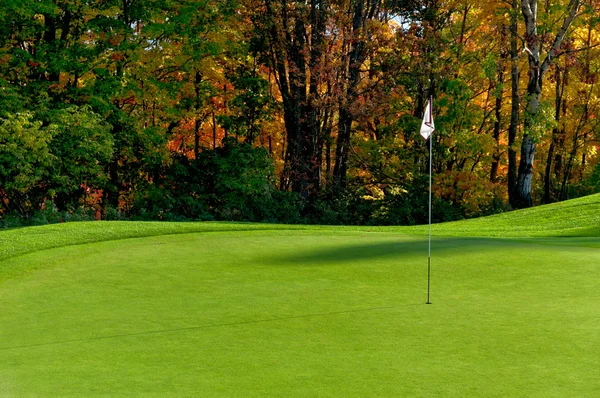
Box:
[1,194,599,397]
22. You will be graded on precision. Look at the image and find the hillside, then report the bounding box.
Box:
[1,193,600,264]
[410,193,600,238]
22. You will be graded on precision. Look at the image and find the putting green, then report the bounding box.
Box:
[1,226,599,397]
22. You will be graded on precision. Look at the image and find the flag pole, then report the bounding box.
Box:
[426,96,433,305]
[426,128,432,304]
[419,95,434,305]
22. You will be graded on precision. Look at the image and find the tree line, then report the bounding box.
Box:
[1,0,599,227]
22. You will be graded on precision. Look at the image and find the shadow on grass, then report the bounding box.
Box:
[268,237,518,266]
[560,226,600,238]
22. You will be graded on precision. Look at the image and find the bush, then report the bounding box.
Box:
[0,112,54,217]
[0,200,96,229]
[130,138,303,223]
[46,106,113,212]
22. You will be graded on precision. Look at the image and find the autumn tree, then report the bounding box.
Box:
[542,9,600,203]
[333,0,394,190]
[512,0,582,208]
[2,0,599,225]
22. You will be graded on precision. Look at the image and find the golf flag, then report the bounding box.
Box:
[420,99,435,140]
[422,96,434,304]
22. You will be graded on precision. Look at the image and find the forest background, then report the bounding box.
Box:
[1,0,599,227]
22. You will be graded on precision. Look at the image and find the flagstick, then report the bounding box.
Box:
[426,132,432,304]
[420,96,434,305]
[426,96,433,305]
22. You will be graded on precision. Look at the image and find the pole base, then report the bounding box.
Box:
[426,302,432,305]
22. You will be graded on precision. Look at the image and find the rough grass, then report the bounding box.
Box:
[2,193,599,264]
[416,192,600,237]
[1,194,599,397]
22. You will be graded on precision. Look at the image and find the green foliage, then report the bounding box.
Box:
[0,108,116,220]
[367,179,465,226]
[217,66,274,142]
[0,200,97,229]
[130,183,213,222]
[524,97,558,143]
[46,106,114,210]
[0,112,54,216]
[0,84,24,115]
[1,0,598,225]
[197,139,302,222]
[564,160,600,199]
[131,138,303,223]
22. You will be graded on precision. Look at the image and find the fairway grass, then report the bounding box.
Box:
[1,195,600,397]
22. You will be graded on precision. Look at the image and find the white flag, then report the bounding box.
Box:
[420,99,435,140]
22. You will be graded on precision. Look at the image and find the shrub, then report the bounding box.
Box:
[130,138,303,223]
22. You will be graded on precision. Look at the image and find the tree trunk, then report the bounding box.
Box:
[490,38,506,183]
[513,0,581,208]
[515,134,536,207]
[507,0,520,207]
[333,0,363,190]
[334,106,352,189]
[543,66,563,203]
[212,111,217,149]
[333,0,383,191]
[194,70,203,159]
[265,0,324,201]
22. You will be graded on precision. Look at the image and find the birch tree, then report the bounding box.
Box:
[513,0,582,208]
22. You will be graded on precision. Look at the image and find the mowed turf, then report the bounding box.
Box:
[1,195,600,397]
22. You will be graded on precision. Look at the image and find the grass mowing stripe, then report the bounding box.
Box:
[0,304,410,352]
[0,222,307,263]
[0,227,297,267]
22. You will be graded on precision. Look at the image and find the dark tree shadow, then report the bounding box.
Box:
[267,237,519,266]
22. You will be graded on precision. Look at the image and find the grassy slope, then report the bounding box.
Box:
[1,193,600,265]
[1,194,599,397]
[420,192,600,237]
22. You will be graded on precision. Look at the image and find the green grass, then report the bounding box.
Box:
[1,194,600,397]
